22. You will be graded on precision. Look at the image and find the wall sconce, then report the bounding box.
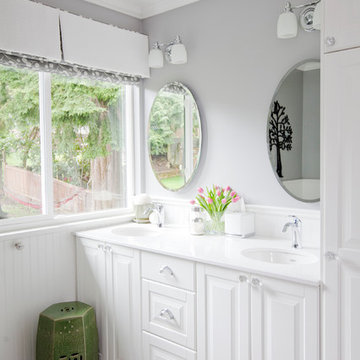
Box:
[149,36,187,69]
[277,0,321,39]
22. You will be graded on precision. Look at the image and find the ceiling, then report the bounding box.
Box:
[82,0,200,19]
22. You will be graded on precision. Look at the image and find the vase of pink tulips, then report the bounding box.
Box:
[190,185,240,235]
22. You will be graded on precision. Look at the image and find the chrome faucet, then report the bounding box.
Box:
[151,203,165,228]
[282,215,302,249]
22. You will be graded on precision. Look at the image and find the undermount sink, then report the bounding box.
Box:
[242,248,318,265]
[111,226,160,237]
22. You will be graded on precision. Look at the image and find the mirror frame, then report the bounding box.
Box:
[147,81,203,192]
[266,58,320,203]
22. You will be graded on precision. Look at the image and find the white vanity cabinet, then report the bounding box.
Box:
[76,235,319,360]
[197,264,319,360]
[76,237,141,360]
[324,0,360,53]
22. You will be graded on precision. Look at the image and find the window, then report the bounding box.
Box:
[51,74,129,215]
[0,65,42,218]
[0,64,134,221]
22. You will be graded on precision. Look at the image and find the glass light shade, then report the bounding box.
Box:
[313,2,321,30]
[149,48,164,68]
[169,43,187,65]
[277,11,298,39]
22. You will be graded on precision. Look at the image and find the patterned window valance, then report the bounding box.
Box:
[0,51,140,85]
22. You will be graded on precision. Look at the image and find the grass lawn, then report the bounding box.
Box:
[6,152,22,167]
[161,176,185,190]
[6,152,39,169]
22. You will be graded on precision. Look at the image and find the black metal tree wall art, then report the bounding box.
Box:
[269,100,293,178]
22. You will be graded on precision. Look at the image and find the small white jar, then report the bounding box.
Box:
[189,206,205,235]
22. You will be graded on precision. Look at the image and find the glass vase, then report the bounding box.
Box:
[205,211,225,235]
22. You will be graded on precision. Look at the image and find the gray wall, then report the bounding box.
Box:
[142,0,320,209]
[302,69,321,179]
[272,69,304,181]
[33,0,142,32]
[33,0,321,208]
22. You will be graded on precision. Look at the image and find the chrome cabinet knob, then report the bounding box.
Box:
[159,265,174,277]
[326,36,336,46]
[14,242,24,251]
[251,278,263,287]
[159,308,175,320]
[239,275,249,283]
[98,244,105,251]
[325,251,339,261]
[105,245,112,253]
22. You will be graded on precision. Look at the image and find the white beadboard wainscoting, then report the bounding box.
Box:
[0,230,76,360]
[0,214,133,360]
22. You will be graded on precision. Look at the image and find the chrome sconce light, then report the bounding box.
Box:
[277,0,321,39]
[149,36,187,69]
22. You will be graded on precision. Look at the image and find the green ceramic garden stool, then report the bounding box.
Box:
[36,301,98,360]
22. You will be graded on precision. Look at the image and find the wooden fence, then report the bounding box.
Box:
[3,165,88,213]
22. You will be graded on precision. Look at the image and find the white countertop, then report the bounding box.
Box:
[76,223,321,286]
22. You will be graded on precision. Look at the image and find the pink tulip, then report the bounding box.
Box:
[230,190,237,197]
[198,187,204,194]
[215,185,220,189]
[189,200,196,205]
[199,194,205,199]
[217,190,221,197]
[226,186,231,192]
[207,198,213,204]
[232,196,240,203]
[221,198,227,204]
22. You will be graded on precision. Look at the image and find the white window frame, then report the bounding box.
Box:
[0,70,136,233]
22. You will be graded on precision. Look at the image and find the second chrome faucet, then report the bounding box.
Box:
[282,215,302,249]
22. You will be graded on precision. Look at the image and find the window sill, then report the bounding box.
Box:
[0,209,134,238]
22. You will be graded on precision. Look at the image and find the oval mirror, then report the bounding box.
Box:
[267,59,320,202]
[148,82,202,191]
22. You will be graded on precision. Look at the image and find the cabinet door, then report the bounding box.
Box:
[197,264,250,360]
[250,276,319,360]
[76,238,107,359]
[324,0,360,53]
[323,48,360,360]
[107,243,141,360]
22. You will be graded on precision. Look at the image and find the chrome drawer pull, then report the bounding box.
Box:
[159,308,175,321]
[159,265,174,277]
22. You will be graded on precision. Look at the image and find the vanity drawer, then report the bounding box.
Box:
[142,332,197,360]
[142,280,195,349]
[141,252,195,291]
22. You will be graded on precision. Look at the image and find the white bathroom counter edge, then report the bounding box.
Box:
[76,224,321,287]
